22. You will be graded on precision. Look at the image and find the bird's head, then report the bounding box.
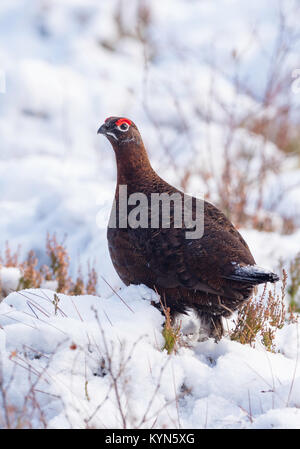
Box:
[97,116,153,179]
[97,116,141,148]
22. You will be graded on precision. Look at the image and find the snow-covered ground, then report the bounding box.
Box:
[0,0,300,429]
[0,285,300,429]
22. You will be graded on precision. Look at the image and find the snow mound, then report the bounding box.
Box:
[0,267,22,300]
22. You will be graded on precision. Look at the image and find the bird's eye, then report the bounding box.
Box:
[117,122,129,132]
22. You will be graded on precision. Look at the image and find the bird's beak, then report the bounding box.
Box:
[97,123,107,135]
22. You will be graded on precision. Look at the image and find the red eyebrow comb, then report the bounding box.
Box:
[115,118,132,126]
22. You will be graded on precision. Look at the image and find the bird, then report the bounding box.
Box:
[97,116,279,340]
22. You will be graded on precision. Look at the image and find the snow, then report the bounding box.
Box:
[0,267,22,299]
[0,0,299,429]
[0,286,299,429]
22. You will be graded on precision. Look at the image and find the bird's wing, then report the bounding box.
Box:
[129,196,257,297]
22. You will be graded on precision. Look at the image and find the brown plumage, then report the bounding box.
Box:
[98,116,279,340]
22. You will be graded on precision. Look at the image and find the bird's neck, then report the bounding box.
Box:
[114,141,157,191]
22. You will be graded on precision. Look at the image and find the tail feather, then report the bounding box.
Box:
[224,264,279,285]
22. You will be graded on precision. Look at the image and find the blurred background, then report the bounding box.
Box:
[0,0,299,296]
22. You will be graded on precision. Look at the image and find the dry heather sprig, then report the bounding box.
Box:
[160,303,182,355]
[230,272,287,352]
[46,233,72,293]
[86,264,98,296]
[18,250,42,290]
[70,267,85,296]
[52,293,60,316]
[287,252,300,313]
[0,242,20,267]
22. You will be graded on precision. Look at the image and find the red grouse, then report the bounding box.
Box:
[98,117,279,340]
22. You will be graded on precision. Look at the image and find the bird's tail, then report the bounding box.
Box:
[224,264,279,285]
